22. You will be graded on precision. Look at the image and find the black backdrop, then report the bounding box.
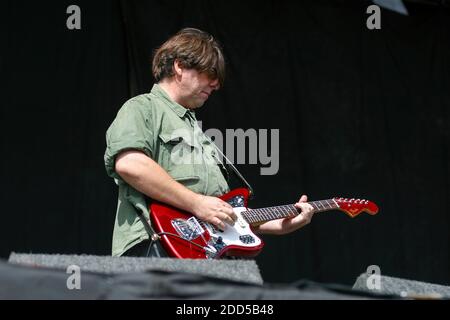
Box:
[1,0,449,286]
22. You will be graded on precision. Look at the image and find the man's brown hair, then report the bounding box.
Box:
[152,28,225,87]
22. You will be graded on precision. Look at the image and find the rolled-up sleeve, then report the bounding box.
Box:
[104,98,154,181]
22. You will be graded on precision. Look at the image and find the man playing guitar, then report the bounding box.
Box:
[104,28,317,258]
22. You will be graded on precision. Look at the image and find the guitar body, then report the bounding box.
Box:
[150,188,265,259]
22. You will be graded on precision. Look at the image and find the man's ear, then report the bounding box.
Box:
[173,59,183,78]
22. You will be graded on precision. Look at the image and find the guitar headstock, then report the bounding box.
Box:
[333,197,379,218]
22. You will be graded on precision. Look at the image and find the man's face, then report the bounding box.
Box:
[177,68,220,109]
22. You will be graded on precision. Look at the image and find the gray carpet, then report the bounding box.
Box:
[8,252,264,285]
[353,273,450,299]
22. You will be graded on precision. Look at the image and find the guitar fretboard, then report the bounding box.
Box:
[241,199,339,224]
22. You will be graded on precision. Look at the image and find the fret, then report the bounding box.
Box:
[331,198,339,208]
[247,213,254,224]
[332,199,339,208]
[271,207,280,219]
[275,208,282,217]
[257,209,264,219]
[251,209,261,222]
[325,199,335,209]
[254,209,262,221]
[288,205,298,216]
[272,207,281,219]
[276,206,284,217]
[253,209,262,222]
[265,208,276,220]
[310,201,320,211]
[251,212,258,223]
[318,201,325,210]
[254,209,262,220]
[327,199,335,209]
[259,208,268,220]
[281,205,292,217]
[269,208,278,219]
[279,205,288,217]
[241,211,250,223]
[253,209,261,222]
[317,201,325,210]
[245,211,256,223]
[279,206,287,217]
[279,209,284,218]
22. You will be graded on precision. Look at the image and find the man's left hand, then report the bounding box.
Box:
[251,194,315,235]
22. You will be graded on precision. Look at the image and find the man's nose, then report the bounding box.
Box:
[209,78,220,90]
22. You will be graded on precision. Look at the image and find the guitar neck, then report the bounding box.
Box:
[241,199,339,225]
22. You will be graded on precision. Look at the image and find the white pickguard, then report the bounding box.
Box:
[203,207,262,254]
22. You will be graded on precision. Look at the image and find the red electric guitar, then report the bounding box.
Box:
[150,188,379,259]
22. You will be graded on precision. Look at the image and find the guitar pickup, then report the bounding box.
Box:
[171,217,205,240]
[239,234,255,244]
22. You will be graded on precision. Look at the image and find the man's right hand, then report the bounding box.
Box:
[192,195,237,231]
[115,150,238,231]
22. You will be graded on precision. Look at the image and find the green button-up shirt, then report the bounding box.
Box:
[104,84,230,256]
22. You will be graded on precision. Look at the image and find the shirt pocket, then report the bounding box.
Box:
[158,131,202,185]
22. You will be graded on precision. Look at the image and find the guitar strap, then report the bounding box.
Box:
[210,140,255,199]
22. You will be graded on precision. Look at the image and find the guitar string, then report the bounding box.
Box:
[242,200,339,223]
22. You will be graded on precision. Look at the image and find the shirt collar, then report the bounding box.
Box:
[150,84,193,119]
